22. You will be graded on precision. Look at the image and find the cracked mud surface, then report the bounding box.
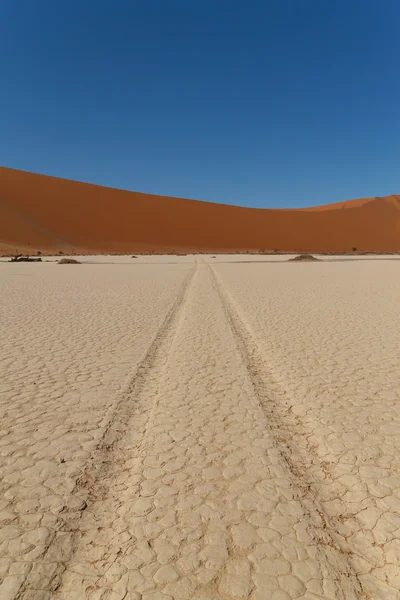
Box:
[0,256,399,599]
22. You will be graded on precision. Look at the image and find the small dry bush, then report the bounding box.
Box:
[58,258,81,264]
[289,254,320,262]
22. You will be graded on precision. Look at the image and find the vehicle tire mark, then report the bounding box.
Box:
[14,260,199,599]
[207,261,364,598]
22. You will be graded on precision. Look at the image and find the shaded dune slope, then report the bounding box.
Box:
[1,167,399,254]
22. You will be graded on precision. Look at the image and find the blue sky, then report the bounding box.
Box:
[1,1,399,208]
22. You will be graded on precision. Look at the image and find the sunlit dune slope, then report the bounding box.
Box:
[1,166,399,254]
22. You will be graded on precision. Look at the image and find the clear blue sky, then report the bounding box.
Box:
[1,1,399,208]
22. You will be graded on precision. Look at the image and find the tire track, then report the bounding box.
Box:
[85,259,199,466]
[14,260,199,599]
[56,260,358,600]
[207,262,364,598]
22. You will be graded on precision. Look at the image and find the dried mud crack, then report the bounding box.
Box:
[208,263,363,598]
[1,256,399,600]
[55,262,357,599]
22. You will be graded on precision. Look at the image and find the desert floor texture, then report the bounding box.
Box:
[1,255,399,600]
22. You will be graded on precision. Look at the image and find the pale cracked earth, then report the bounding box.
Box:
[0,255,400,600]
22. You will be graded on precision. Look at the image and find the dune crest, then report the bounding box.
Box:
[1,166,399,254]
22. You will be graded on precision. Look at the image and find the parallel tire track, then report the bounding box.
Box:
[16,261,199,599]
[207,262,364,598]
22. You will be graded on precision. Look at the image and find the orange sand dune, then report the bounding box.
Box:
[1,166,399,254]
